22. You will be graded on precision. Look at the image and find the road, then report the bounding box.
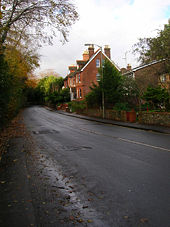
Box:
[23,106,170,227]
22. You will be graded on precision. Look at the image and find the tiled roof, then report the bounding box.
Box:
[123,59,164,75]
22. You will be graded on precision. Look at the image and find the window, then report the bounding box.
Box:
[96,73,100,81]
[79,88,82,98]
[160,74,166,82]
[96,59,100,68]
[78,74,81,83]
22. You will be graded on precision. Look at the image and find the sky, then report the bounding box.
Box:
[35,0,170,77]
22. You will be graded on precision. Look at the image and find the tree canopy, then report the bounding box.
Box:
[0,0,79,51]
[133,19,170,69]
[86,59,122,108]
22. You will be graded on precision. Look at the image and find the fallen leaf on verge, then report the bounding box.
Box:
[140,218,148,223]
[123,216,129,219]
[77,219,84,223]
[87,219,93,223]
[13,159,18,162]
[69,216,74,221]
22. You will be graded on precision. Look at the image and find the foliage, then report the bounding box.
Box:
[142,86,170,110]
[0,0,78,127]
[86,59,122,108]
[85,83,102,108]
[37,76,64,95]
[99,59,122,106]
[119,76,139,108]
[133,19,170,70]
[68,101,86,113]
[34,77,69,106]
[113,102,131,111]
[0,53,28,128]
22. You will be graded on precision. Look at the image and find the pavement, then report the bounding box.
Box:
[56,110,170,134]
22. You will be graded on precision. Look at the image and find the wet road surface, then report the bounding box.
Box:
[10,106,170,226]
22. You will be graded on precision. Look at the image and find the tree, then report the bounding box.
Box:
[142,86,170,110]
[38,69,60,79]
[35,76,66,105]
[133,19,170,70]
[37,76,64,95]
[120,76,139,108]
[99,59,122,107]
[86,59,122,108]
[85,83,102,108]
[0,0,79,52]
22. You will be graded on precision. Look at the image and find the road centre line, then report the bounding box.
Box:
[118,138,170,152]
[79,127,170,152]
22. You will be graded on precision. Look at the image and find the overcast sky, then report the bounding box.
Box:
[36,0,170,77]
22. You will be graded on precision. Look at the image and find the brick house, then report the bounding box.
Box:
[123,60,170,91]
[64,45,120,100]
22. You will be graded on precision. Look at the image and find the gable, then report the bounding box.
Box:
[80,49,120,72]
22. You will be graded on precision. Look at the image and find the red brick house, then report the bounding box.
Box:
[64,45,120,100]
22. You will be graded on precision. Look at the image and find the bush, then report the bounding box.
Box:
[113,102,131,111]
[68,101,86,113]
[142,86,170,111]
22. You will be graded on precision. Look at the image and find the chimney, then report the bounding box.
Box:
[83,50,89,61]
[88,45,94,58]
[104,45,111,59]
[68,65,77,73]
[127,64,131,71]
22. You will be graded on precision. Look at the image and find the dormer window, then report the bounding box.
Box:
[96,59,100,68]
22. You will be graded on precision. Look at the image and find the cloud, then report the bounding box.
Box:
[36,0,170,77]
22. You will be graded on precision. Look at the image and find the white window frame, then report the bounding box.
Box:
[78,74,81,83]
[96,73,100,81]
[96,59,100,68]
[79,88,82,98]
[160,74,166,82]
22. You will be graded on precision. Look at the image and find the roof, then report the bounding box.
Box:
[80,49,120,72]
[123,59,164,75]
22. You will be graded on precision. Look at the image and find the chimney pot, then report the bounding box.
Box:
[104,45,111,59]
[88,45,94,58]
[127,64,131,71]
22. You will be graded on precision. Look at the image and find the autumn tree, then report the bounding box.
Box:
[133,19,170,70]
[0,0,79,52]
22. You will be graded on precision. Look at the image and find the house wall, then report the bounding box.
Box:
[134,61,168,91]
[80,52,107,99]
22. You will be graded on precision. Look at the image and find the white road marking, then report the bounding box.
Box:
[78,127,170,152]
[118,137,170,152]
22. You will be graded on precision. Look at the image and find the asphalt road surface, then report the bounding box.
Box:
[23,106,170,227]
